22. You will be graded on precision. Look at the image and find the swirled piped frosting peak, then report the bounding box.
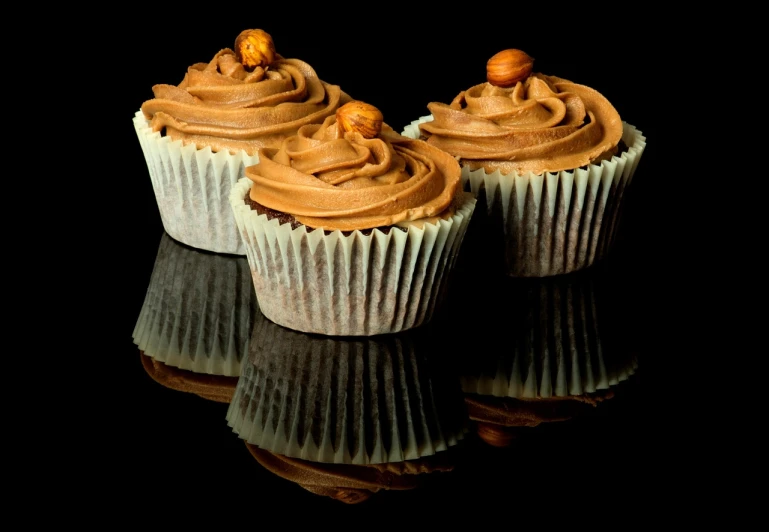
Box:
[245,101,462,232]
[140,29,350,155]
[419,49,623,176]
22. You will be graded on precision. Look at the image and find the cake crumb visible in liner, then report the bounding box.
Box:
[132,232,258,376]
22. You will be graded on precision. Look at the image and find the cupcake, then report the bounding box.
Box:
[402,49,646,277]
[226,312,468,464]
[134,29,351,255]
[230,100,476,336]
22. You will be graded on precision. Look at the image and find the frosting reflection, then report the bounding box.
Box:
[246,443,455,504]
[140,353,237,403]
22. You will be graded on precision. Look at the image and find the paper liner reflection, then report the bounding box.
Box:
[134,232,259,382]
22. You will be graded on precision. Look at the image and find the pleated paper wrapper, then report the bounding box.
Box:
[133,110,259,255]
[229,178,476,336]
[402,117,646,277]
[459,272,637,399]
[226,318,468,465]
[132,232,259,377]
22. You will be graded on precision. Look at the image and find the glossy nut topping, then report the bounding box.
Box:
[234,29,276,70]
[336,101,383,139]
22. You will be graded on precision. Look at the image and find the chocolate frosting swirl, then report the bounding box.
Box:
[419,74,623,175]
[246,115,461,231]
[141,49,351,155]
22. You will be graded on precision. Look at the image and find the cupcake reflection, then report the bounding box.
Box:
[227,315,468,465]
[134,233,260,398]
[456,266,638,446]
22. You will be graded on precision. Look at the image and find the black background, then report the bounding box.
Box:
[102,12,671,523]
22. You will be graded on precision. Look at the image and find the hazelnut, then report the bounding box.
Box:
[234,29,276,70]
[486,49,534,87]
[336,101,383,139]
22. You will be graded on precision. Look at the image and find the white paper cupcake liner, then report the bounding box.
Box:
[132,232,259,377]
[133,110,260,255]
[229,178,476,336]
[459,271,638,399]
[226,318,468,465]
[402,117,646,277]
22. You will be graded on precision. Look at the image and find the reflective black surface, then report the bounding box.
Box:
[111,18,665,518]
[120,229,648,509]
